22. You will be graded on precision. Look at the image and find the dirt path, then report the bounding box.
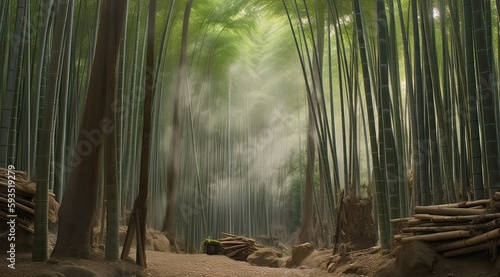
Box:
[6,249,342,277]
[143,251,335,277]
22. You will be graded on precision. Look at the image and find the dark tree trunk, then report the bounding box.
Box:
[51,0,127,258]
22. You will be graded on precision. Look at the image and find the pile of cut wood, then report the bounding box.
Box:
[392,193,500,257]
[219,232,260,261]
[0,167,59,235]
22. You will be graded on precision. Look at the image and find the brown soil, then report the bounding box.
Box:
[2,243,500,276]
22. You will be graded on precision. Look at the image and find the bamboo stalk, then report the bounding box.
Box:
[430,213,500,222]
[0,212,34,234]
[226,247,247,258]
[402,225,469,233]
[434,228,500,252]
[390,217,414,223]
[414,206,486,216]
[223,243,248,251]
[394,233,414,241]
[0,196,35,215]
[399,230,474,244]
[443,239,500,257]
[428,199,491,209]
[402,219,500,233]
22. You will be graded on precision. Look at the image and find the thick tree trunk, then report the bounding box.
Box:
[51,0,127,258]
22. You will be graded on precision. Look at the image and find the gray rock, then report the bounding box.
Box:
[247,248,281,268]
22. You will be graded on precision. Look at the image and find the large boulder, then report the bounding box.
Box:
[247,248,281,268]
[119,227,170,253]
[282,242,315,268]
[374,242,438,277]
[291,242,314,265]
[152,232,171,252]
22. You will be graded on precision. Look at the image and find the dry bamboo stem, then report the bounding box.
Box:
[402,219,500,234]
[0,196,35,215]
[223,243,248,251]
[0,212,34,234]
[430,213,500,222]
[390,217,413,223]
[434,228,500,252]
[428,200,491,209]
[399,230,474,244]
[414,206,486,216]
[402,225,469,233]
[414,214,444,220]
[443,239,500,257]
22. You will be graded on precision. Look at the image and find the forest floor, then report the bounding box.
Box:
[4,242,500,277]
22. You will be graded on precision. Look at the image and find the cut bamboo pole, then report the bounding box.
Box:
[430,213,500,222]
[434,228,500,252]
[402,219,500,233]
[492,192,500,201]
[443,239,500,258]
[428,199,491,209]
[394,233,414,241]
[402,226,469,233]
[414,206,486,216]
[399,230,474,244]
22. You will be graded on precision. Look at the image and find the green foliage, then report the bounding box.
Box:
[199,237,221,253]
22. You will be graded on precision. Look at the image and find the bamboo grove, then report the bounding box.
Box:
[0,0,499,263]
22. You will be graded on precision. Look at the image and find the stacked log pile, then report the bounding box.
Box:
[0,167,59,235]
[219,232,260,261]
[392,194,500,257]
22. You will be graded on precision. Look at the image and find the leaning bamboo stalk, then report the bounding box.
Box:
[434,228,500,252]
[414,206,487,216]
[443,239,500,257]
[399,230,474,244]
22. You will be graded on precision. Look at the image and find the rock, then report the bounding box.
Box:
[290,242,314,266]
[145,229,155,251]
[301,249,332,269]
[374,242,437,277]
[52,265,103,277]
[247,248,281,268]
[153,233,170,252]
